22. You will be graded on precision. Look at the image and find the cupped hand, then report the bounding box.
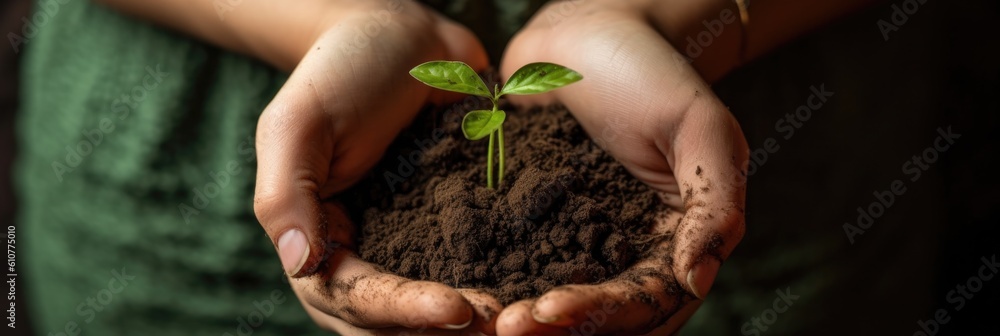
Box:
[497,1,749,334]
[252,2,502,334]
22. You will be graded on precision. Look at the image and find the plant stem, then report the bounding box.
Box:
[497,127,505,185]
[487,131,495,189]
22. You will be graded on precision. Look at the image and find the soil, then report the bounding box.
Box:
[342,101,671,305]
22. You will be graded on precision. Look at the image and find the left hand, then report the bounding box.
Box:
[251,2,501,334]
[496,0,749,334]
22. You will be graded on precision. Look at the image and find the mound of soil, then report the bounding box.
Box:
[342,101,671,305]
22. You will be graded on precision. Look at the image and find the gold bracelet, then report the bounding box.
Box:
[734,0,750,63]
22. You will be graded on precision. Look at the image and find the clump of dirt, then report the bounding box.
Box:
[342,101,670,305]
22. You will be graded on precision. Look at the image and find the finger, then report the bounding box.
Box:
[496,300,570,336]
[321,201,356,250]
[456,289,504,335]
[306,305,479,336]
[528,262,698,335]
[254,84,335,277]
[365,327,483,336]
[664,95,749,300]
[291,250,474,330]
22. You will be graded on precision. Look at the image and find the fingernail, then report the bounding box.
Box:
[687,258,720,299]
[277,229,308,276]
[439,317,472,329]
[531,303,560,324]
[531,312,560,324]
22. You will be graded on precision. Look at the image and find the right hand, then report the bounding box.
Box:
[251,1,501,333]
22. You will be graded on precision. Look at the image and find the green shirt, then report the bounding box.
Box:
[17,1,546,335]
[18,0,904,335]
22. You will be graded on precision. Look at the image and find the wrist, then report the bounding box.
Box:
[225,0,428,71]
[220,0,345,71]
[305,1,428,64]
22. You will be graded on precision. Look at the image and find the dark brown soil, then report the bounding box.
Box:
[342,101,670,305]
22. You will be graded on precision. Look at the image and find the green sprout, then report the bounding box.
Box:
[409,61,582,189]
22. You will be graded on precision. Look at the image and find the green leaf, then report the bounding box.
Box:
[409,61,492,99]
[500,62,583,96]
[462,110,506,140]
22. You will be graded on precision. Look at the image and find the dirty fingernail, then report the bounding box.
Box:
[440,317,472,329]
[531,312,560,324]
[687,258,720,299]
[277,229,308,276]
[531,302,561,324]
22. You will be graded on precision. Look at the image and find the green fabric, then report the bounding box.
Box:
[19,0,902,335]
[16,0,542,335]
[17,0,310,334]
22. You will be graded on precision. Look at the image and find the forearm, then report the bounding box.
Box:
[92,0,342,71]
[647,0,885,82]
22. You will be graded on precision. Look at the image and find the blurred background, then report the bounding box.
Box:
[2,0,998,335]
[2,0,33,333]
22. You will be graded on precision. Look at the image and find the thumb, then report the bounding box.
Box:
[253,83,334,278]
[665,100,749,299]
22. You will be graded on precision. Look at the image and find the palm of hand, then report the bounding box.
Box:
[492,3,749,335]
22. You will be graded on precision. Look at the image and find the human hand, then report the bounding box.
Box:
[496,0,749,334]
[252,1,503,334]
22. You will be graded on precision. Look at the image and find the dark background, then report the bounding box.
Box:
[699,0,999,334]
[2,0,997,335]
[3,0,33,335]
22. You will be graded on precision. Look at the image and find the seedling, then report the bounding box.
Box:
[409,61,582,188]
